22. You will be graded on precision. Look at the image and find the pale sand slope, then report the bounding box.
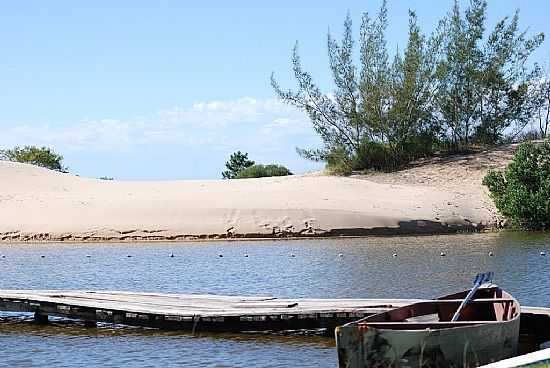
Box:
[0,147,513,241]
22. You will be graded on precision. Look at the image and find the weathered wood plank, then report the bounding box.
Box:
[0,290,416,317]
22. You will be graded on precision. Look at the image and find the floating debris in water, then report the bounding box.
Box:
[244,254,249,258]
[440,252,446,257]
[127,255,132,258]
[218,254,223,258]
[541,251,546,256]
[488,251,494,256]
[85,255,91,258]
[338,253,344,257]
[392,253,397,257]
[40,255,45,258]
[290,253,295,258]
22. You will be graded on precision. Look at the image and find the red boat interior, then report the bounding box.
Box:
[359,286,520,330]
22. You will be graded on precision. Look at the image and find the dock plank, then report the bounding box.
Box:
[0,290,416,316]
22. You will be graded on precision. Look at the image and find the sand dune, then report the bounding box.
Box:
[0,148,512,241]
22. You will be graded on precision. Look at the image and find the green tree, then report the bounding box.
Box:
[222,151,255,179]
[436,0,485,148]
[236,164,292,179]
[272,10,380,171]
[476,11,543,144]
[272,1,443,172]
[380,11,443,165]
[273,0,542,172]
[0,146,67,172]
[437,0,543,147]
[483,140,550,229]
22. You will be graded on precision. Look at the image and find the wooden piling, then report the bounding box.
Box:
[33,312,48,324]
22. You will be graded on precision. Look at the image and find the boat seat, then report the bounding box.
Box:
[405,313,439,323]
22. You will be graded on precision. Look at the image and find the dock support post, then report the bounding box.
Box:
[84,320,97,328]
[33,312,48,324]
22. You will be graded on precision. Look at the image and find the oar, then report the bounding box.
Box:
[451,271,494,322]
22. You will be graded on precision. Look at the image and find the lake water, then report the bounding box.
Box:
[0,232,549,367]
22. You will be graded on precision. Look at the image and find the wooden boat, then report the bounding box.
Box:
[336,285,521,368]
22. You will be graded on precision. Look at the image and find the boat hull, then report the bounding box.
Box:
[336,286,521,368]
[336,317,519,367]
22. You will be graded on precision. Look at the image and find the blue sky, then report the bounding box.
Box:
[1,0,548,179]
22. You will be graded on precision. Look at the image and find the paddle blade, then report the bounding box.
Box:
[474,272,494,286]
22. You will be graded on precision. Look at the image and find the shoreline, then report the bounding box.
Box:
[1,231,501,246]
[0,227,493,244]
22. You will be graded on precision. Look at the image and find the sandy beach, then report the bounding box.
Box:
[0,146,514,242]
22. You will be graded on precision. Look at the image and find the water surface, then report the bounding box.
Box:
[0,232,549,367]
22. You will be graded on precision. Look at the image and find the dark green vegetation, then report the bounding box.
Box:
[483,140,550,230]
[222,151,292,179]
[236,164,292,179]
[272,0,545,174]
[0,145,66,172]
[222,151,255,179]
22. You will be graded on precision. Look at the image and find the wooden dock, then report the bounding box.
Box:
[0,290,417,333]
[1,290,549,345]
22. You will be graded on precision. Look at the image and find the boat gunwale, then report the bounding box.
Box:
[353,319,516,332]
[418,298,516,303]
[343,286,521,332]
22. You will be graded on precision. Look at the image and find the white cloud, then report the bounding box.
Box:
[2,97,320,155]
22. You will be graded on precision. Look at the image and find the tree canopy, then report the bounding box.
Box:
[0,146,67,172]
[272,0,544,173]
[222,151,255,179]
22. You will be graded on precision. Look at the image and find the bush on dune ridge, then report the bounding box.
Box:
[235,164,292,179]
[483,139,550,230]
[0,145,67,172]
[222,151,292,179]
[222,151,255,179]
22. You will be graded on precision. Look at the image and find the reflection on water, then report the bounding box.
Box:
[0,232,549,367]
[0,318,334,368]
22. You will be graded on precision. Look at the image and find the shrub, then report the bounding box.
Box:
[0,145,67,172]
[483,140,550,229]
[325,139,431,175]
[236,164,292,179]
[325,143,391,175]
[222,151,254,179]
[353,141,392,172]
[324,147,354,175]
